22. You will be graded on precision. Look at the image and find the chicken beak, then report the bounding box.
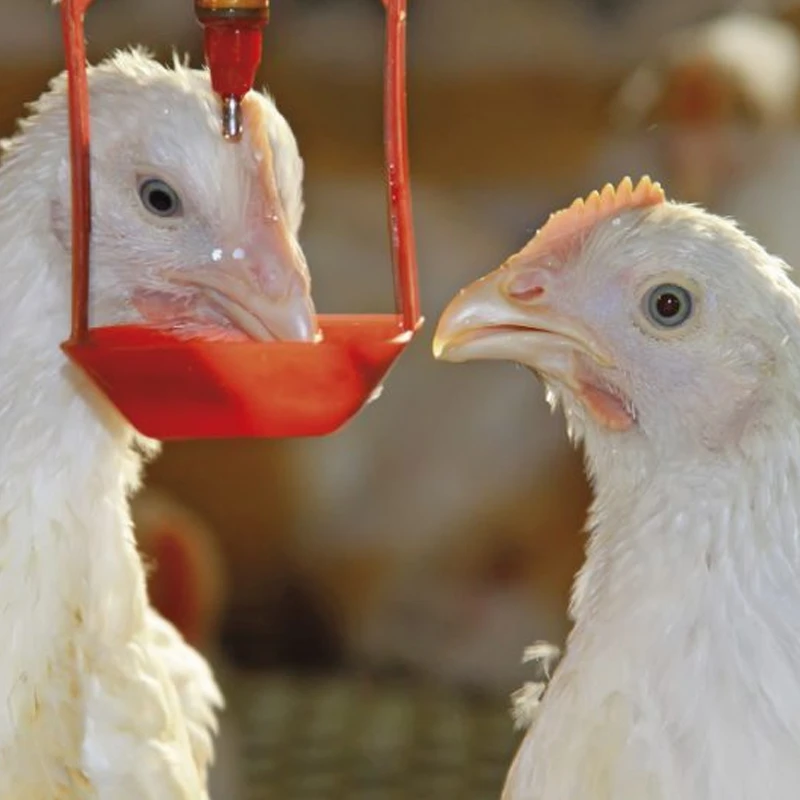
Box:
[433,265,614,374]
[216,221,318,343]
[433,266,637,431]
[169,219,319,343]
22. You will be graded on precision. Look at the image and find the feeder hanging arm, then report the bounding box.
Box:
[58,0,422,441]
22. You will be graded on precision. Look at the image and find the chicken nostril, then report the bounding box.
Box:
[512,285,545,302]
[506,272,546,303]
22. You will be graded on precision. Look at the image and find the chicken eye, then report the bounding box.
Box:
[644,283,693,328]
[138,178,182,217]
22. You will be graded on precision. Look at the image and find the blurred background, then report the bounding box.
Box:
[4,0,800,796]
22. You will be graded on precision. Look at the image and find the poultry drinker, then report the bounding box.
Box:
[59,0,422,440]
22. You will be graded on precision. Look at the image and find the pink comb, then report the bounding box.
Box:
[516,176,666,265]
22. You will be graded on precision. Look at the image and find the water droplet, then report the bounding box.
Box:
[367,384,384,404]
[211,247,223,262]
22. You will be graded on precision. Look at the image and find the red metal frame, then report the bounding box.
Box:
[59,0,422,439]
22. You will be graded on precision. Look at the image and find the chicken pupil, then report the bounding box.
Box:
[148,189,173,213]
[139,178,179,216]
[655,291,681,318]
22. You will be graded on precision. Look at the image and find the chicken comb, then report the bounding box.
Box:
[518,176,666,263]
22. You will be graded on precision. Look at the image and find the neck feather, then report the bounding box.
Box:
[0,147,159,766]
[572,407,800,647]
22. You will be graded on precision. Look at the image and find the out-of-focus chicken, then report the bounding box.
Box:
[598,11,800,280]
[600,11,800,205]
[0,48,314,798]
[435,176,800,799]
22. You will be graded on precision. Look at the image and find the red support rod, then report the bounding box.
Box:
[61,0,93,343]
[384,0,421,332]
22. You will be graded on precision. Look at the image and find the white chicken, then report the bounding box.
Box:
[600,10,800,207]
[435,176,800,799]
[0,49,314,798]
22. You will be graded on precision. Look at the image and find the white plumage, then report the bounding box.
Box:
[435,178,800,798]
[0,49,314,798]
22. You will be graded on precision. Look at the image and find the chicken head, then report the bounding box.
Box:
[434,176,787,459]
[610,12,800,206]
[32,50,318,343]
